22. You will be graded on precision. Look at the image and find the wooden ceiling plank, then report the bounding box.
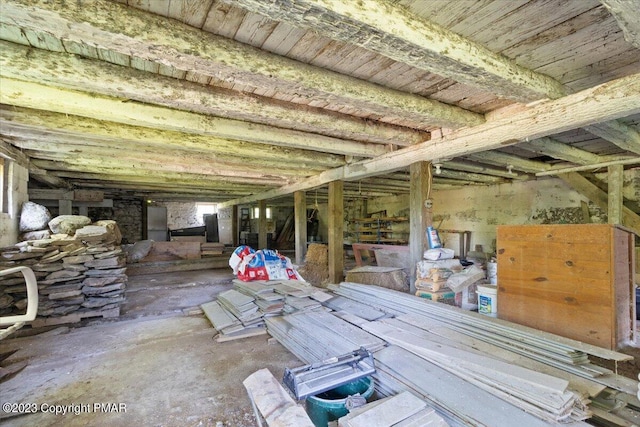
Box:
[0,41,426,147]
[600,0,640,48]
[0,1,482,129]
[229,0,566,101]
[466,152,552,174]
[583,121,640,155]
[218,72,640,207]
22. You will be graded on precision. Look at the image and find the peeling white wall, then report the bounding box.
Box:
[0,162,29,246]
[163,202,203,230]
[429,177,604,254]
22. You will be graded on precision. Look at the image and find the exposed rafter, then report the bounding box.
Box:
[583,121,640,155]
[0,40,427,147]
[0,78,388,158]
[519,137,604,165]
[219,73,640,207]
[228,0,567,102]
[0,0,484,129]
[600,0,640,48]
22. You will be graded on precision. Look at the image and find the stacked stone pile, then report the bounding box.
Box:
[0,206,127,321]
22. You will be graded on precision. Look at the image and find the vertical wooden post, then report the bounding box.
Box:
[409,162,431,294]
[294,191,307,265]
[328,181,344,284]
[258,199,268,249]
[608,164,623,225]
[232,205,239,247]
[59,199,72,215]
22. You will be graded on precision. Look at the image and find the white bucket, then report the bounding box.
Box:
[486,261,497,285]
[477,284,498,317]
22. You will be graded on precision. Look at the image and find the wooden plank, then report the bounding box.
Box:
[242,368,315,427]
[608,164,624,224]
[143,241,201,262]
[231,0,566,102]
[126,257,228,276]
[600,0,640,48]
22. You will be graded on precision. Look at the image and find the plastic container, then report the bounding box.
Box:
[305,376,375,427]
[486,261,498,284]
[477,284,498,317]
[426,226,442,249]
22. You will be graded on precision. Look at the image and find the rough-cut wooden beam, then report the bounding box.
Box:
[466,152,552,174]
[28,166,72,189]
[600,0,640,48]
[608,164,624,224]
[229,0,566,102]
[409,162,431,294]
[327,181,344,284]
[0,78,386,158]
[536,157,640,176]
[0,108,344,169]
[258,200,267,249]
[218,73,640,207]
[583,121,640,155]
[519,137,604,165]
[0,139,28,167]
[0,40,426,147]
[294,191,307,265]
[0,0,483,130]
[443,160,529,180]
[558,172,640,233]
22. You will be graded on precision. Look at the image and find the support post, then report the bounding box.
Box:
[409,162,432,294]
[294,191,307,265]
[59,199,72,215]
[232,205,239,247]
[328,181,344,284]
[608,164,624,224]
[258,200,267,249]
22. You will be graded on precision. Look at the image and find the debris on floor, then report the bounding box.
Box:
[243,368,315,427]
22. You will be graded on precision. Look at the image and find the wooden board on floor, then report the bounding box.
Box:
[126,257,228,275]
[142,241,202,262]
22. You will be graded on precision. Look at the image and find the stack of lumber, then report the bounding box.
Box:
[265,309,385,364]
[337,391,447,427]
[260,281,637,426]
[0,221,126,326]
[202,279,331,341]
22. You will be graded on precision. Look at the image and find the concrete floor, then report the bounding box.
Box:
[0,269,301,427]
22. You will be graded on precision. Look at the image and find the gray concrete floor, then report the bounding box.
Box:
[0,269,301,427]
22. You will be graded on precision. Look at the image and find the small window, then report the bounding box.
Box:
[253,206,272,219]
[196,202,217,220]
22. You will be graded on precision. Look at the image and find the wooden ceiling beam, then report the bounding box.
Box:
[0,109,344,169]
[0,78,385,158]
[465,152,552,174]
[518,137,604,165]
[600,0,640,48]
[0,40,427,147]
[583,121,640,155]
[218,72,640,207]
[0,1,483,129]
[230,0,566,102]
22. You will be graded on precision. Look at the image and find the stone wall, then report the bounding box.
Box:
[112,198,143,244]
[0,161,29,247]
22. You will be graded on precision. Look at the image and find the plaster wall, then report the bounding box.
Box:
[0,162,28,246]
[163,202,204,230]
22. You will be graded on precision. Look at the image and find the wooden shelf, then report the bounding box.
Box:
[349,216,408,245]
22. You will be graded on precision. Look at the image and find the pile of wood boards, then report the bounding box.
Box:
[337,391,447,427]
[200,242,224,256]
[202,279,332,342]
[0,220,126,326]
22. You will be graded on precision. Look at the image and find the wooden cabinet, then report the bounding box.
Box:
[496,224,636,350]
[351,217,408,244]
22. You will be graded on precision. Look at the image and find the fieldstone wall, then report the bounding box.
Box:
[113,198,142,244]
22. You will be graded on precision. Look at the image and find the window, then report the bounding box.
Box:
[252,206,272,219]
[196,202,217,221]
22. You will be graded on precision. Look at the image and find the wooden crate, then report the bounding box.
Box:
[496,224,636,350]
